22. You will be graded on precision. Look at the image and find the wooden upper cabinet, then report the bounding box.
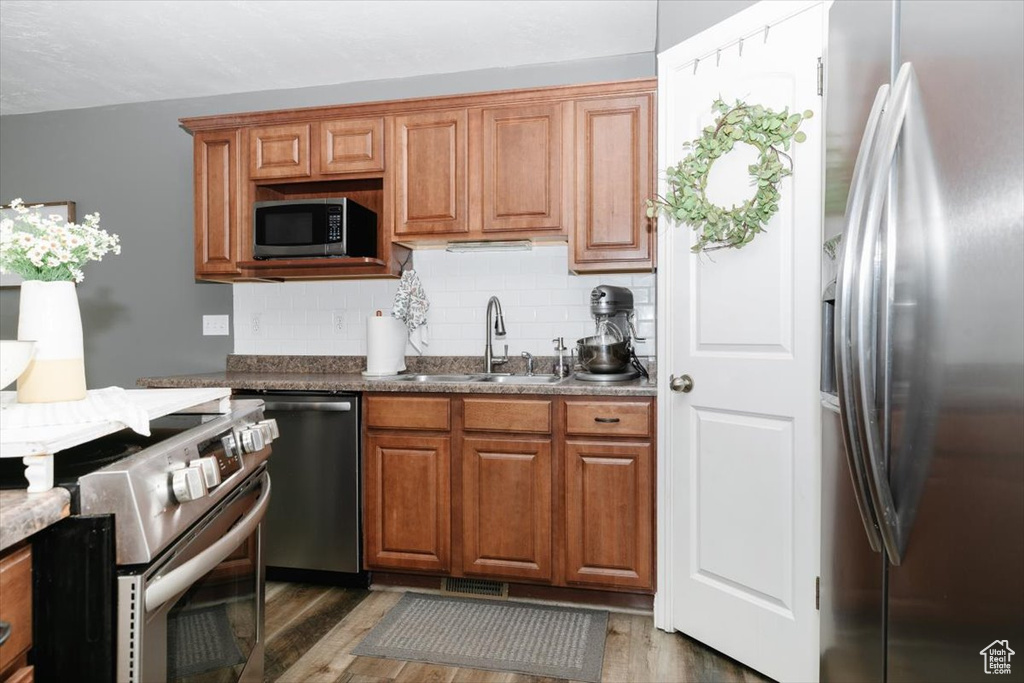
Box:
[193,129,242,278]
[393,109,468,236]
[462,437,552,581]
[248,123,311,179]
[320,117,384,174]
[565,439,653,590]
[571,94,655,272]
[479,103,565,234]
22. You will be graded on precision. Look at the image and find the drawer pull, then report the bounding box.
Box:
[594,417,620,424]
[0,620,11,646]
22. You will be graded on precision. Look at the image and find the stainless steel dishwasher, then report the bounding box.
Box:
[241,391,364,581]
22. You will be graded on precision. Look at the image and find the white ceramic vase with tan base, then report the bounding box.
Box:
[17,280,87,403]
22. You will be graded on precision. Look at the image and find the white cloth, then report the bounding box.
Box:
[0,386,151,436]
[391,269,430,353]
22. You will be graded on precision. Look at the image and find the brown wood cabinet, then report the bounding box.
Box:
[393,109,469,237]
[565,440,652,589]
[478,103,567,235]
[248,123,311,179]
[193,129,243,279]
[462,437,552,581]
[0,543,32,682]
[570,94,655,273]
[320,117,384,174]
[182,79,655,281]
[362,393,654,594]
[364,432,451,572]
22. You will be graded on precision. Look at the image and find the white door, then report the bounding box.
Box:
[655,3,825,682]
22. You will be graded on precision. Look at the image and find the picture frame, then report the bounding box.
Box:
[0,200,76,287]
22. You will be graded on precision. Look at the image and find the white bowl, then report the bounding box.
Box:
[0,340,36,390]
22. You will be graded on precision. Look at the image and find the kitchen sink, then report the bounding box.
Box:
[388,374,482,382]
[476,374,562,384]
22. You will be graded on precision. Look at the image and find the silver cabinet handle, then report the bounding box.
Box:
[835,82,890,553]
[854,62,919,566]
[669,374,693,393]
[0,620,11,646]
[262,401,351,412]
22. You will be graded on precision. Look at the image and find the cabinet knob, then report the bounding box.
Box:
[669,374,694,393]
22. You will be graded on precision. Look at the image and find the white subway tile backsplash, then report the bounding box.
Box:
[232,244,656,357]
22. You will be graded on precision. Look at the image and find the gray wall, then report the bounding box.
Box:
[656,0,757,53]
[0,52,653,388]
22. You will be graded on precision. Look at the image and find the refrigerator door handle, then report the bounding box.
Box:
[834,83,890,553]
[853,62,917,565]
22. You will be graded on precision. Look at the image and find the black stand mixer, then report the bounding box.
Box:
[575,285,649,382]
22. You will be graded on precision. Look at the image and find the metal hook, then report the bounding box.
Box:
[398,251,412,272]
[763,25,770,43]
[738,38,744,57]
[693,57,700,75]
[716,48,721,67]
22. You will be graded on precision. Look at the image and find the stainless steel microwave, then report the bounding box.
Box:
[252,198,377,259]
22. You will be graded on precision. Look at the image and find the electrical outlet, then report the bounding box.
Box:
[202,315,230,336]
[250,313,262,337]
[332,311,347,335]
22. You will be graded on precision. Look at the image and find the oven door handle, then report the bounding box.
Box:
[145,472,271,613]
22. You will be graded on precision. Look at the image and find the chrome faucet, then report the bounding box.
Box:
[521,351,535,376]
[484,296,509,373]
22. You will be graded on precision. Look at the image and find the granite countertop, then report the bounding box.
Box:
[138,355,657,397]
[0,488,70,551]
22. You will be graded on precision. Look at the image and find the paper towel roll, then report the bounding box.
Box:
[364,315,408,376]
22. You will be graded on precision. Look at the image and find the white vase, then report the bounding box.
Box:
[17,280,87,403]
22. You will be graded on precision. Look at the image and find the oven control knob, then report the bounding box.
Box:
[171,465,207,503]
[221,433,242,458]
[190,456,222,489]
[239,427,266,454]
[256,419,279,441]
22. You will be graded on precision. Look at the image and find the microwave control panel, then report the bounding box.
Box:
[328,206,343,243]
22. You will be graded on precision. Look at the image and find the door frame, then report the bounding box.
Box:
[654,0,830,632]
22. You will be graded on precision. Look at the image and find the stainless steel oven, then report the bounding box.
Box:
[6,400,277,683]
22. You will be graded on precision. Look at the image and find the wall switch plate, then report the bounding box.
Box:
[202,314,230,336]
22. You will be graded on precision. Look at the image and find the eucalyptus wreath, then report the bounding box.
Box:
[647,98,813,252]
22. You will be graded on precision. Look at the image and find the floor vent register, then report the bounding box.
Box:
[440,577,509,599]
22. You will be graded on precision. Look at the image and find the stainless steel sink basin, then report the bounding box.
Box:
[477,374,562,384]
[388,374,481,382]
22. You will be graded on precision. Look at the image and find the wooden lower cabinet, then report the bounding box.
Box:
[462,437,552,581]
[565,440,652,590]
[0,543,32,682]
[362,394,654,595]
[364,433,451,572]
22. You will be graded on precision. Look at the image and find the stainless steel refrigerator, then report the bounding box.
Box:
[820,1,1024,681]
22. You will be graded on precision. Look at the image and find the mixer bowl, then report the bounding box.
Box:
[576,336,631,374]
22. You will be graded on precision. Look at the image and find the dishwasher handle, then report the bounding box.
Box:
[262,401,352,412]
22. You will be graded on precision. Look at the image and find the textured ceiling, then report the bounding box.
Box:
[0,0,657,116]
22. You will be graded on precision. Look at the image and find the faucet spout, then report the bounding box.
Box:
[485,296,508,373]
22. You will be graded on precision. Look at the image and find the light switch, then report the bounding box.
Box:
[203,315,230,336]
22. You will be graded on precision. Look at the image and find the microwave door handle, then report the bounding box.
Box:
[835,83,890,553]
[854,62,917,566]
[145,473,271,613]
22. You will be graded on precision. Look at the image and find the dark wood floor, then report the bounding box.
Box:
[263,581,773,683]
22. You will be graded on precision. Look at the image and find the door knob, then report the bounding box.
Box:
[669,374,694,393]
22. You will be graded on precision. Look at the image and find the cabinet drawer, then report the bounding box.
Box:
[463,398,552,434]
[248,123,311,179]
[565,400,651,438]
[366,395,450,431]
[0,544,32,675]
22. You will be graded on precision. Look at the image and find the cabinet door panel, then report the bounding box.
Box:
[320,117,384,174]
[463,437,551,581]
[565,440,652,589]
[249,123,311,179]
[572,95,654,271]
[481,104,563,233]
[394,110,468,236]
[194,129,241,276]
[365,434,450,572]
